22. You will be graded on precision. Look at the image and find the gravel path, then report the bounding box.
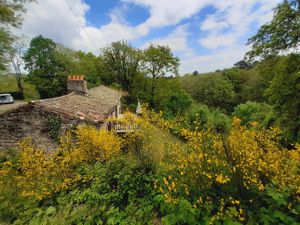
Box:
[0,101,27,114]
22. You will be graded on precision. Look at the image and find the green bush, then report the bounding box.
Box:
[187,104,231,133]
[12,156,160,225]
[232,101,274,126]
[165,90,192,117]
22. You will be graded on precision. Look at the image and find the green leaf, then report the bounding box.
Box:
[45,206,56,216]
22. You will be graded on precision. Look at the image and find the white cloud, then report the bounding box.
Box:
[123,0,210,31]
[18,0,282,74]
[140,25,193,57]
[199,33,237,49]
[21,0,89,46]
[180,45,250,74]
[20,0,145,53]
[20,0,210,54]
[199,0,281,49]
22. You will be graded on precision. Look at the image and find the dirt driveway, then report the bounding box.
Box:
[0,101,27,114]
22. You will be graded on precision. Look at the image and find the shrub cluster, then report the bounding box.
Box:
[0,111,299,224]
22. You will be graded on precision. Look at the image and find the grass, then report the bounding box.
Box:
[0,74,40,100]
[142,124,187,166]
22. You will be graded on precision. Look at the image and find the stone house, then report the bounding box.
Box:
[0,76,122,150]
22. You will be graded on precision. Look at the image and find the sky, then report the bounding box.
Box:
[19,0,282,74]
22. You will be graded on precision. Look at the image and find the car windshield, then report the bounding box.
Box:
[0,95,10,100]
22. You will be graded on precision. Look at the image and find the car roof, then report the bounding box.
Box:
[0,94,12,96]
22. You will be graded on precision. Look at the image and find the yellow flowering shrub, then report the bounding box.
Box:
[145,111,300,222]
[226,117,300,191]
[108,112,146,155]
[14,126,122,201]
[59,125,122,164]
[108,111,175,165]
[17,138,60,200]
[142,108,175,132]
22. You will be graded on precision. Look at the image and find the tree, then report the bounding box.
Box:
[192,70,199,75]
[8,37,26,94]
[192,74,235,111]
[234,60,252,69]
[23,35,67,98]
[223,68,266,104]
[55,48,103,88]
[246,0,300,60]
[101,41,141,92]
[0,0,33,70]
[165,90,192,117]
[245,0,300,142]
[187,104,230,133]
[264,54,300,142]
[232,101,273,126]
[142,44,179,108]
[72,51,103,88]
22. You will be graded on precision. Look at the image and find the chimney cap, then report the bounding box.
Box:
[68,75,86,81]
[67,75,88,94]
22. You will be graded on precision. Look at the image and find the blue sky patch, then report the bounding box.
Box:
[21,0,281,73]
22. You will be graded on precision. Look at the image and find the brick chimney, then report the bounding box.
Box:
[67,75,88,94]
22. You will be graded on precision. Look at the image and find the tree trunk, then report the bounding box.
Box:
[149,78,156,108]
[11,56,24,94]
[16,74,23,93]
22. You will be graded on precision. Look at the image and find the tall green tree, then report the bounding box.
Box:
[246,0,300,142]
[234,60,252,69]
[55,47,103,88]
[23,35,67,98]
[72,51,103,88]
[165,90,192,117]
[223,68,265,104]
[181,73,236,112]
[0,0,33,70]
[264,54,300,142]
[101,41,141,92]
[246,0,300,60]
[142,45,179,108]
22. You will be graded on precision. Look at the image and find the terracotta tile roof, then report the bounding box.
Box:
[31,86,121,123]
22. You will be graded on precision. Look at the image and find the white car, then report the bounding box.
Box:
[0,94,14,104]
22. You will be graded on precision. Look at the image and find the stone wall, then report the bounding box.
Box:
[0,104,102,151]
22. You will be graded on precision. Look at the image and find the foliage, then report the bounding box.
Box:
[182,73,236,112]
[102,40,141,92]
[264,53,300,142]
[155,117,300,224]
[9,37,26,94]
[1,1,300,222]
[0,0,33,70]
[23,35,68,98]
[15,126,122,201]
[0,74,39,100]
[55,47,104,89]
[0,111,300,224]
[143,45,180,79]
[0,159,33,224]
[232,101,274,126]
[222,68,266,104]
[165,90,192,117]
[246,0,300,59]
[234,60,252,70]
[13,157,159,225]
[46,116,61,141]
[143,45,180,108]
[183,104,230,133]
[148,77,183,112]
